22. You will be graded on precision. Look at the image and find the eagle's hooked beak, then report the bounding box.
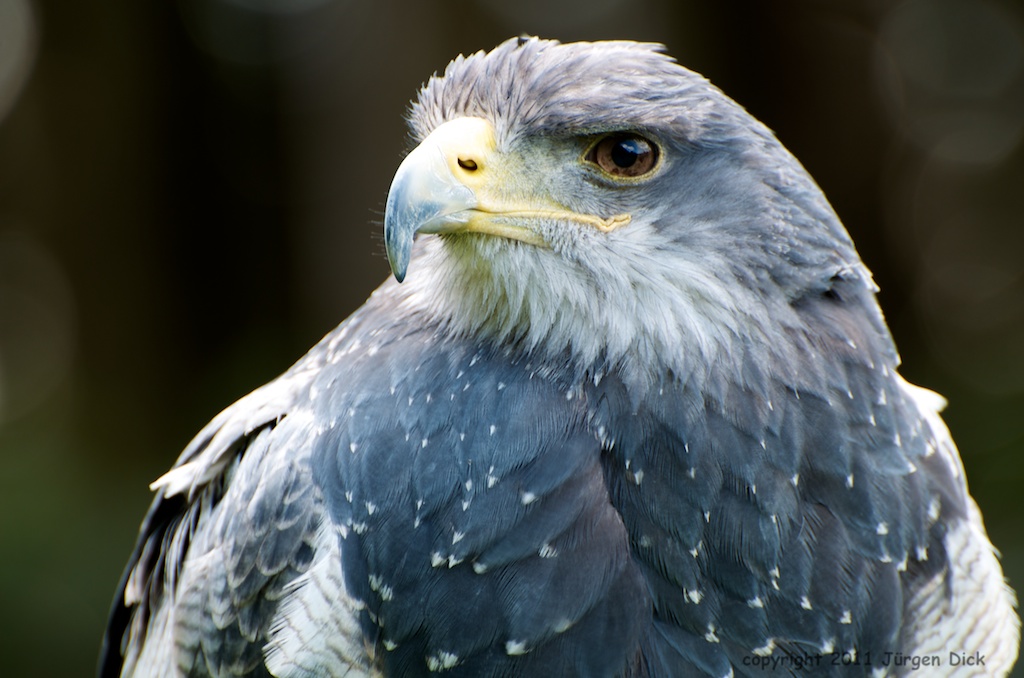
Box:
[383,118,494,282]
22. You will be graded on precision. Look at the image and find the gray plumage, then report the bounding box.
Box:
[100,37,1019,677]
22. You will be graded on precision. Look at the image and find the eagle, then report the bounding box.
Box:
[99,37,1019,677]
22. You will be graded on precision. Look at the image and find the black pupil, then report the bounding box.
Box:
[611,137,647,168]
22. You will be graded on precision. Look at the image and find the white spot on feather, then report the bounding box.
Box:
[521,491,537,505]
[839,610,852,624]
[553,618,574,634]
[801,596,813,610]
[426,651,459,671]
[505,640,527,656]
[704,624,720,643]
[876,522,889,536]
[846,473,855,488]
[685,588,703,604]
[752,638,776,656]
[747,596,764,609]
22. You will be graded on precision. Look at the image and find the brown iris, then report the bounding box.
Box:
[587,133,659,178]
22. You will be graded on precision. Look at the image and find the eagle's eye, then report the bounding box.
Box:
[587,133,659,178]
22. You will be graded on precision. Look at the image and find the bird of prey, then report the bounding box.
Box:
[100,37,1019,677]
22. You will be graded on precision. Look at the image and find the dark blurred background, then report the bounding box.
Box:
[0,0,1022,675]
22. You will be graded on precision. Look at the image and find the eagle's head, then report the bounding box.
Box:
[384,37,887,389]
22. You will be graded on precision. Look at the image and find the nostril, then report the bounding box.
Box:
[457,157,478,171]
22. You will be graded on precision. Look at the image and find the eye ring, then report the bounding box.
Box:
[586,133,660,179]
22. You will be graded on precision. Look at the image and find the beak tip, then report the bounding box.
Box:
[385,242,410,283]
[384,223,409,281]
